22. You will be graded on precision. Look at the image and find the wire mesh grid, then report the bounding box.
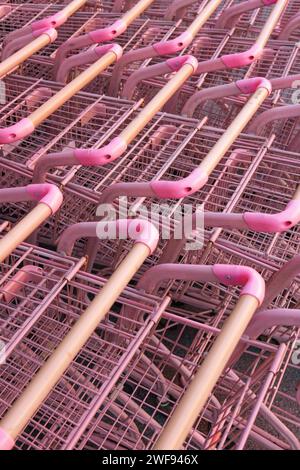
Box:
[59,123,268,270]
[0,268,166,449]
[71,311,291,450]
[18,16,180,85]
[210,147,300,265]
[221,0,300,40]
[0,242,84,352]
[0,75,137,171]
[129,38,299,117]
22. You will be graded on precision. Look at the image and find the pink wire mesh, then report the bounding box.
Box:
[0,0,299,452]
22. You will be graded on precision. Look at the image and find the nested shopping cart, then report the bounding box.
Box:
[0,215,160,449]
[107,0,287,101]
[26,79,282,264]
[0,56,199,246]
[2,0,219,83]
[4,77,296,271]
[1,238,298,449]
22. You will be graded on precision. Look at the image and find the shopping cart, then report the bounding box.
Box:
[0,57,198,248]
[108,0,287,101]
[3,242,296,449]
[0,217,159,449]
[0,0,160,81]
[74,318,293,449]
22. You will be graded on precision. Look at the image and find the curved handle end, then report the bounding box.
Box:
[213,265,265,306]
[0,118,34,144]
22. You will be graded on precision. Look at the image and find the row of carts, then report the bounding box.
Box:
[0,0,299,450]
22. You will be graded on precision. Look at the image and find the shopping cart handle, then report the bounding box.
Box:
[0,184,63,214]
[57,219,159,256]
[54,19,126,69]
[260,254,300,308]
[278,12,300,40]
[89,19,127,42]
[122,55,198,99]
[30,11,69,31]
[236,77,272,94]
[216,0,277,29]
[221,44,263,68]
[138,264,265,306]
[248,104,300,134]
[74,136,127,165]
[109,35,210,97]
[151,167,209,198]
[1,27,58,61]
[32,141,127,184]
[97,167,208,202]
[56,43,123,83]
[244,309,300,340]
[244,200,300,232]
[0,118,35,144]
[183,76,271,117]
[153,31,193,55]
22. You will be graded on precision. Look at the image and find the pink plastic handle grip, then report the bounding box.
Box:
[244,200,300,232]
[236,77,272,94]
[56,43,123,83]
[74,137,127,165]
[26,184,63,214]
[31,11,68,31]
[212,264,265,306]
[153,31,193,55]
[57,219,159,255]
[137,264,265,306]
[0,184,63,214]
[32,27,58,42]
[166,55,198,72]
[1,27,57,61]
[221,45,263,68]
[0,428,14,450]
[94,43,123,60]
[88,19,127,43]
[150,168,209,199]
[0,117,35,144]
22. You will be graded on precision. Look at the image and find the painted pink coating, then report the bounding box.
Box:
[212,265,265,306]
[262,0,277,4]
[88,19,127,43]
[137,265,217,293]
[94,43,123,61]
[32,27,58,42]
[244,309,300,340]
[153,31,193,55]
[1,28,56,61]
[221,45,263,68]
[0,118,35,144]
[166,55,198,72]
[57,219,159,255]
[26,183,63,214]
[31,11,68,31]
[236,77,272,95]
[2,265,43,303]
[0,428,14,450]
[56,44,123,83]
[74,137,127,166]
[150,168,209,199]
[244,200,300,232]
